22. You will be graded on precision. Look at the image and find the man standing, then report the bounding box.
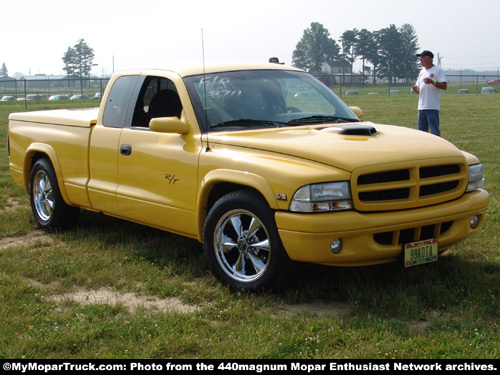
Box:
[412,50,447,136]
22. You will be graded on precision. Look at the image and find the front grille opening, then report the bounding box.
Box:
[374,231,393,245]
[374,221,454,246]
[440,221,453,233]
[399,228,415,244]
[420,225,434,239]
[420,164,460,178]
[359,188,410,201]
[358,169,410,185]
[420,181,460,197]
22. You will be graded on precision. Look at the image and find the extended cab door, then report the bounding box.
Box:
[88,75,143,215]
[115,76,202,238]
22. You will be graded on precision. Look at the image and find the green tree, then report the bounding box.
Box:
[398,23,420,83]
[62,47,77,77]
[340,29,358,67]
[375,24,420,83]
[377,24,404,83]
[62,39,95,79]
[292,22,340,73]
[0,62,7,77]
[355,29,379,83]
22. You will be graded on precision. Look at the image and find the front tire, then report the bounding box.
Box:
[29,158,80,230]
[203,190,292,291]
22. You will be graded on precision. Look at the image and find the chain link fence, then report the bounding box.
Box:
[1,73,499,108]
[312,73,500,97]
[0,77,110,109]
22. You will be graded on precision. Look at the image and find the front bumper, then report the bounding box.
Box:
[275,189,490,266]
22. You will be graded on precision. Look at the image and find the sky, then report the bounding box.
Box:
[2,0,499,77]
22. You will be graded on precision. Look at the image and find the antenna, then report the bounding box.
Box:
[202,28,210,152]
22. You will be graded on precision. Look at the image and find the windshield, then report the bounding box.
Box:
[184,69,359,133]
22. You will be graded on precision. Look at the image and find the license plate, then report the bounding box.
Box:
[404,238,438,267]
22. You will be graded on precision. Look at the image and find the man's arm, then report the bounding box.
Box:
[422,78,447,90]
[434,81,447,90]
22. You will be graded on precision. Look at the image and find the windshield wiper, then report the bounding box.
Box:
[210,119,289,129]
[287,115,358,125]
[209,116,358,130]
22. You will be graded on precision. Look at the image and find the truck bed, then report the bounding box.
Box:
[8,108,99,128]
[8,108,99,207]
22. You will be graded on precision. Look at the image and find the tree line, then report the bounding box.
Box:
[3,25,419,83]
[292,22,420,83]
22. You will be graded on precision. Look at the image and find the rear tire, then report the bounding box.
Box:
[203,190,293,291]
[29,158,80,230]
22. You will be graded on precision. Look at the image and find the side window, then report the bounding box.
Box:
[102,75,140,128]
[132,77,182,127]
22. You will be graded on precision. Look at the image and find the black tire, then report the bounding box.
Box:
[29,158,80,230]
[203,190,293,291]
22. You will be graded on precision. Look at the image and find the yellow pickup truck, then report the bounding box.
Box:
[7,63,490,290]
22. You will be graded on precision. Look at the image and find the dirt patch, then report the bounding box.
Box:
[265,301,348,318]
[408,321,431,332]
[0,231,54,251]
[2,197,23,212]
[45,287,201,314]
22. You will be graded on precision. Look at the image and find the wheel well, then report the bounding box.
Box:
[23,152,50,191]
[25,152,72,207]
[30,152,47,167]
[206,183,256,212]
[197,182,275,243]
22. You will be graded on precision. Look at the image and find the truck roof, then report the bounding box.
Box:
[116,61,302,78]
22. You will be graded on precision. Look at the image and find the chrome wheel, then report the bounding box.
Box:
[214,208,271,283]
[204,190,292,291]
[32,169,54,222]
[29,158,80,230]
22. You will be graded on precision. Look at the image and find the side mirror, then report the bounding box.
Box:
[349,106,363,120]
[149,117,189,134]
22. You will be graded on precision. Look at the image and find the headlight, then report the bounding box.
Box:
[290,182,353,212]
[467,164,485,192]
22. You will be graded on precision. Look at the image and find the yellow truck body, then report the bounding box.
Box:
[8,63,490,290]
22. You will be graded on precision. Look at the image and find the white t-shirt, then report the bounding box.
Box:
[415,65,447,110]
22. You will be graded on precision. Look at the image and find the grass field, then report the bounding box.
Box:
[0,89,498,359]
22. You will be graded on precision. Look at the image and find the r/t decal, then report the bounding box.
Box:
[165,174,179,184]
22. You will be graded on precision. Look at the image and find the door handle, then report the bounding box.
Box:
[120,144,132,156]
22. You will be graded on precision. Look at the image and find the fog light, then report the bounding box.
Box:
[470,215,480,229]
[330,239,343,254]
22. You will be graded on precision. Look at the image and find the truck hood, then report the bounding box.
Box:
[208,122,464,171]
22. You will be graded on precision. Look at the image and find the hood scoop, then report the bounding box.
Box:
[321,124,378,136]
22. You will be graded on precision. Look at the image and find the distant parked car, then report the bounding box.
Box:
[457,89,469,94]
[26,94,45,100]
[93,92,102,99]
[49,95,70,101]
[1,95,16,101]
[70,94,91,100]
[487,79,500,84]
[481,87,496,94]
